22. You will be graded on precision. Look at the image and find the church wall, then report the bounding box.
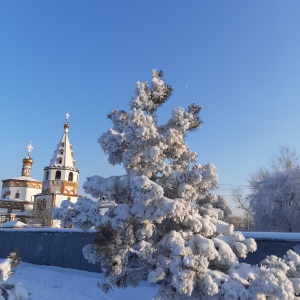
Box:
[0,208,8,214]
[54,194,80,208]
[1,185,41,202]
[1,187,9,199]
[24,187,42,201]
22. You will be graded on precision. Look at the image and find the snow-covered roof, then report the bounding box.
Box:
[6,176,41,182]
[1,220,28,228]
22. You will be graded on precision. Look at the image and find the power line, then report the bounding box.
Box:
[219,184,251,188]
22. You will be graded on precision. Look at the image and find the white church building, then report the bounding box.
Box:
[0,114,82,226]
[0,142,42,222]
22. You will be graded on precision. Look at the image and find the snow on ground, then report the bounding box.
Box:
[6,261,159,300]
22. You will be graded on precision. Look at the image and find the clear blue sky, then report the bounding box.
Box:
[1,1,299,214]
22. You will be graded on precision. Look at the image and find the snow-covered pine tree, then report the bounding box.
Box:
[54,70,300,299]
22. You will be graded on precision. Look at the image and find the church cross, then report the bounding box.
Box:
[27,141,33,156]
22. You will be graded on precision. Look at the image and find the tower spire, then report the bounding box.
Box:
[64,112,70,133]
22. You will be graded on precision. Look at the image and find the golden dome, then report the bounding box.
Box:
[22,156,34,165]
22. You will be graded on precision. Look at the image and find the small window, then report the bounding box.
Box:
[15,191,20,199]
[45,171,49,180]
[55,171,61,180]
[60,150,64,155]
[58,157,63,164]
[68,172,73,182]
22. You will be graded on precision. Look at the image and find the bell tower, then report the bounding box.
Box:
[34,113,82,227]
[41,113,80,196]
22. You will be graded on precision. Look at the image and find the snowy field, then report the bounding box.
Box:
[6,261,159,300]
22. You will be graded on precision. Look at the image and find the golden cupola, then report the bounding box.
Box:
[21,142,34,177]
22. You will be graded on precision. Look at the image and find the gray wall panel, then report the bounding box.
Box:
[12,231,26,258]
[23,232,46,264]
[2,231,16,258]
[48,232,66,267]
[34,232,52,265]
[63,233,83,269]
[0,231,6,257]
[81,233,101,273]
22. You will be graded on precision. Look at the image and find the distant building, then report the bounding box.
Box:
[0,142,42,222]
[0,114,82,227]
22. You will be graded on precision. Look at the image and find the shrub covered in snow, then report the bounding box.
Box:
[53,197,103,230]
[0,252,28,300]
[54,70,300,299]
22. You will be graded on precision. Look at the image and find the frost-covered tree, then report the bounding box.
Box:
[248,147,300,232]
[54,71,300,299]
[249,167,300,232]
[249,146,299,191]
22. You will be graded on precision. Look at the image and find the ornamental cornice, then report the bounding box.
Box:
[0,200,34,209]
[44,166,79,173]
[2,180,42,189]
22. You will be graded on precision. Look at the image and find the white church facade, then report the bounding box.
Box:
[0,114,82,227]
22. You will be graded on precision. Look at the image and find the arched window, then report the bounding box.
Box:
[55,171,61,180]
[58,157,63,164]
[45,171,49,180]
[15,191,20,199]
[68,172,73,182]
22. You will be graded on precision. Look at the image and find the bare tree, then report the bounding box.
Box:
[231,188,253,230]
[269,146,299,173]
[30,199,52,227]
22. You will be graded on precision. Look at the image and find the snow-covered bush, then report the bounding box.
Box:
[54,70,300,299]
[0,252,28,300]
[52,198,104,230]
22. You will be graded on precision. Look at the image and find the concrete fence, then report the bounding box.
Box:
[0,229,101,273]
[240,231,300,264]
[0,230,300,273]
